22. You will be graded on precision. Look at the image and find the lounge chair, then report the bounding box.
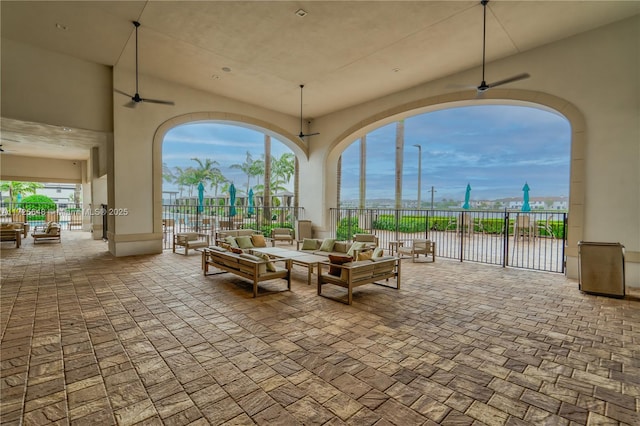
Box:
[397,239,435,262]
[271,228,294,245]
[32,222,62,244]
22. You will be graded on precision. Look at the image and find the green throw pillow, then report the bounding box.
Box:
[301,238,318,250]
[319,238,336,252]
[236,235,254,249]
[225,236,239,248]
[346,242,365,257]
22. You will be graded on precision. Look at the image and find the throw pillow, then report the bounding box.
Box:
[319,238,336,252]
[301,238,318,250]
[372,247,384,258]
[219,242,231,250]
[328,254,352,277]
[251,234,267,248]
[357,250,373,261]
[225,236,239,248]
[346,242,365,257]
[230,247,243,254]
[256,252,277,272]
[236,235,254,249]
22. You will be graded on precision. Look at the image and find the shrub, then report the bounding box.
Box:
[19,194,56,213]
[336,217,363,241]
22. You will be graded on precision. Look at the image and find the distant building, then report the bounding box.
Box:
[37,184,78,206]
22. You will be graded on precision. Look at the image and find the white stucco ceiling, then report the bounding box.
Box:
[1,0,639,161]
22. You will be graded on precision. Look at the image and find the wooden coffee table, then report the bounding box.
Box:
[251,248,326,285]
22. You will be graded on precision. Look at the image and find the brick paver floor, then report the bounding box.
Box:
[1,232,639,425]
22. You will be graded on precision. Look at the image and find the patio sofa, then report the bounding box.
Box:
[203,246,291,297]
[215,229,271,251]
[317,255,401,305]
[1,222,29,238]
[296,238,373,259]
[0,226,22,248]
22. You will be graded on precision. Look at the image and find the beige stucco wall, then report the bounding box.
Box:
[1,155,84,183]
[1,39,113,132]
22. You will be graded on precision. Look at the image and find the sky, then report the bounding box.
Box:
[163,105,571,201]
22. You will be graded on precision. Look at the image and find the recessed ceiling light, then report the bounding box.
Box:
[222,67,231,73]
[211,74,220,80]
[55,23,68,30]
[61,127,72,132]
[295,9,308,17]
[392,68,400,73]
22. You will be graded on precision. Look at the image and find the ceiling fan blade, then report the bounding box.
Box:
[300,132,320,138]
[140,97,175,106]
[124,100,137,108]
[114,88,134,98]
[488,73,530,89]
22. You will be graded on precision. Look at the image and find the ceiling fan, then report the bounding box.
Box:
[298,84,319,139]
[114,21,175,108]
[474,0,529,95]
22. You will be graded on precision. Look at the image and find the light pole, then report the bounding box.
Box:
[413,144,422,209]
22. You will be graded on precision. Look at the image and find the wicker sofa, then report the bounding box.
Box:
[203,246,292,297]
[317,255,401,305]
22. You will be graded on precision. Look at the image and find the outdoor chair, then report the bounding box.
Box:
[32,222,62,244]
[271,228,294,245]
[173,232,210,255]
[353,233,378,248]
[397,239,435,262]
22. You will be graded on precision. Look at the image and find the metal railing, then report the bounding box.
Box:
[161,204,304,250]
[329,208,567,273]
[0,202,84,230]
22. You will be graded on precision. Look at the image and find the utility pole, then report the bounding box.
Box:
[430,186,436,209]
[413,144,421,209]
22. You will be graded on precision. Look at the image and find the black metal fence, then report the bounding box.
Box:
[329,208,567,273]
[161,204,305,250]
[0,202,84,231]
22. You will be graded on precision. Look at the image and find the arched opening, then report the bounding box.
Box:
[152,113,304,244]
[324,90,585,275]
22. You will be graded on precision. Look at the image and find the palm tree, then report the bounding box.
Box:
[162,162,175,183]
[395,120,404,209]
[230,151,256,196]
[0,181,43,204]
[271,153,295,185]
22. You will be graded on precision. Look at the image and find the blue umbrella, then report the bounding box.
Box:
[248,188,255,215]
[229,183,237,217]
[462,184,471,209]
[521,183,531,212]
[197,182,204,213]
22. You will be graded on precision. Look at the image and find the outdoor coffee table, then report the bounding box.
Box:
[251,248,325,285]
[288,254,328,285]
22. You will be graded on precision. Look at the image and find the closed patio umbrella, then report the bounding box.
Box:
[462,184,471,209]
[229,183,237,217]
[197,182,204,213]
[248,188,255,215]
[521,183,531,212]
